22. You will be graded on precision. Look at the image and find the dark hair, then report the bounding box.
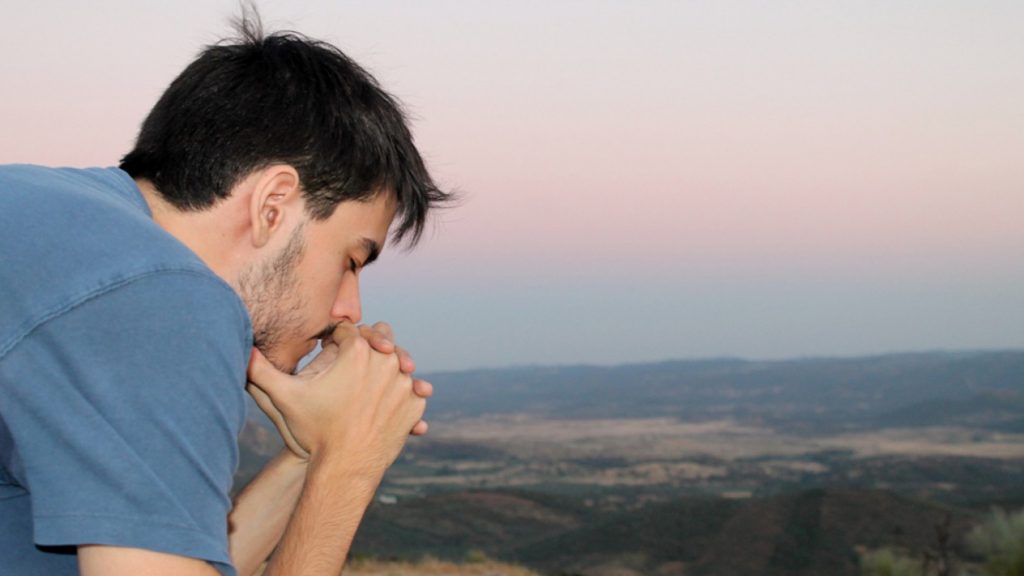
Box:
[120,12,449,246]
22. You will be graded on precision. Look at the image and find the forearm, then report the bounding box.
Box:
[261,451,380,576]
[228,449,308,576]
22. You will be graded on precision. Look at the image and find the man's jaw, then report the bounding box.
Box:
[250,334,300,375]
[256,347,299,375]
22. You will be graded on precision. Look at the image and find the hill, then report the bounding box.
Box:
[352,488,979,576]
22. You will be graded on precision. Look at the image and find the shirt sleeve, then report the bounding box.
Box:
[0,270,250,575]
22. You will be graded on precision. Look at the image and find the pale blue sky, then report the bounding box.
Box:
[3,1,1022,370]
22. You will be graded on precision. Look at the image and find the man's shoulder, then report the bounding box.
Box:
[0,164,249,360]
[0,164,146,215]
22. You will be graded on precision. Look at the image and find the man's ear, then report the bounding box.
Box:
[249,165,301,248]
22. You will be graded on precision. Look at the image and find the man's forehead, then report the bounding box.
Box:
[314,194,394,260]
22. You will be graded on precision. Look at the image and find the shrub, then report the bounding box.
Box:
[967,508,1024,576]
[465,549,490,564]
[861,548,924,576]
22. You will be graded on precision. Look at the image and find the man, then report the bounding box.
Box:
[0,14,450,576]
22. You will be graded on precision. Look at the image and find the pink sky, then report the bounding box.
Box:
[3,1,1022,369]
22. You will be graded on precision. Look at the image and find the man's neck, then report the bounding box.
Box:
[135,178,243,290]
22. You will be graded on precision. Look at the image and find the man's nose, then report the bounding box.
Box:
[330,277,362,325]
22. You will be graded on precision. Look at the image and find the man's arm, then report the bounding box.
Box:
[261,452,378,575]
[4,271,248,576]
[228,450,307,576]
[242,324,425,575]
[79,324,425,576]
[79,546,221,576]
[227,322,428,576]
[78,454,307,576]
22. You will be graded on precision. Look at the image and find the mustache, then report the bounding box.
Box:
[313,323,340,343]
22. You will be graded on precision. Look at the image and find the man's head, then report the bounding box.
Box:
[122,15,449,371]
[232,175,398,372]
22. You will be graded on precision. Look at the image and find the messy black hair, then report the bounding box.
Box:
[120,10,449,246]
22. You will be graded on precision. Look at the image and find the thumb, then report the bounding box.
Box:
[246,348,311,460]
[247,347,290,395]
[246,347,292,421]
[329,322,362,346]
[247,382,311,461]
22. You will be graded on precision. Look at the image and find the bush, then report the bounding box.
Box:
[861,548,923,576]
[465,549,490,564]
[967,508,1024,576]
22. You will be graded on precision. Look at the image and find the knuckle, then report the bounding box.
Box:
[398,372,414,390]
[381,350,401,372]
[346,335,371,356]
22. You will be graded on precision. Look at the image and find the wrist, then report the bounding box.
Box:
[306,449,383,502]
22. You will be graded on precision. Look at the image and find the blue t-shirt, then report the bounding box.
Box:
[0,165,251,575]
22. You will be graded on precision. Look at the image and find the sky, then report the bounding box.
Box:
[2,1,1022,371]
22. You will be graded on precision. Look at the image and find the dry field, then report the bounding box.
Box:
[425,416,1024,461]
[388,416,1024,491]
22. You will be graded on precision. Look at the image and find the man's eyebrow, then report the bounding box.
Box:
[360,238,382,267]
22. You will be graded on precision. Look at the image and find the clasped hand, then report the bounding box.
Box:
[246,322,432,466]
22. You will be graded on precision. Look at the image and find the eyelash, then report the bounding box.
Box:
[348,258,360,273]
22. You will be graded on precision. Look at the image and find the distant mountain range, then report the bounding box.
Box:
[419,350,1024,431]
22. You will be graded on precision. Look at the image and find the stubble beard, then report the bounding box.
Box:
[238,223,308,374]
